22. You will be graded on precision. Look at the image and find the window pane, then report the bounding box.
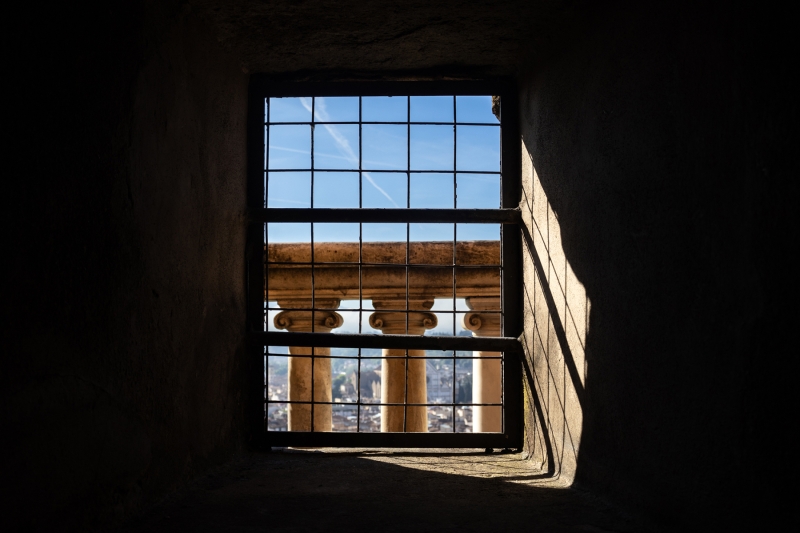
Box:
[410,223,454,243]
[428,406,454,433]
[360,358,381,412]
[409,224,454,265]
[430,299,458,334]
[456,173,499,209]
[362,172,407,208]
[363,125,407,170]
[269,97,311,123]
[456,96,498,124]
[314,124,359,170]
[333,312,360,334]
[267,172,310,208]
[410,125,453,170]
[314,172,359,208]
[266,403,288,431]
[268,125,311,169]
[363,96,407,122]
[314,97,358,122]
[358,302,383,335]
[410,173,454,208]
[408,266,453,310]
[411,96,453,122]
[427,358,454,408]
[268,222,311,244]
[456,406,473,433]
[456,126,500,172]
[457,223,500,243]
[363,223,407,264]
[314,223,360,244]
[359,405,381,432]
[267,355,289,401]
[332,404,359,432]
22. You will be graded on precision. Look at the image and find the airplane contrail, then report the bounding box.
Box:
[300,98,400,208]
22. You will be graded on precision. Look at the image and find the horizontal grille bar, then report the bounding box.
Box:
[266,169,501,174]
[263,431,514,448]
[265,263,502,268]
[266,401,502,406]
[265,121,499,127]
[252,208,521,224]
[256,331,521,352]
[263,355,502,360]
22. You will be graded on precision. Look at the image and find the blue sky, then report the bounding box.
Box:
[265,95,501,336]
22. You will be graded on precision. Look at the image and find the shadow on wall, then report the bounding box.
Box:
[520,149,588,485]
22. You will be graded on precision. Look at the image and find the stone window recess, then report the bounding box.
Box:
[246,81,523,448]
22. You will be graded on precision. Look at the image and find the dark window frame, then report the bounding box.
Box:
[246,79,523,449]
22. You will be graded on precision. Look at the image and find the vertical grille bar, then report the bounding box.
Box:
[310,96,316,431]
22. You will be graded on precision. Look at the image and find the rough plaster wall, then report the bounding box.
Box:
[518,1,795,528]
[188,0,572,78]
[2,2,248,529]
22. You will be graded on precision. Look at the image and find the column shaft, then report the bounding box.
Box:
[370,300,437,433]
[463,297,502,433]
[286,346,332,432]
[274,300,342,432]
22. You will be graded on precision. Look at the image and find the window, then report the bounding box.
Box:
[247,81,522,448]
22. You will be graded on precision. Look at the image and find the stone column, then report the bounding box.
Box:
[369,299,437,432]
[463,296,502,433]
[274,299,343,432]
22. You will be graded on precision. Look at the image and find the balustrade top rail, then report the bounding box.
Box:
[266,240,501,301]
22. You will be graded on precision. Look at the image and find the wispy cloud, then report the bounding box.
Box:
[268,145,397,168]
[268,197,309,206]
[300,98,400,207]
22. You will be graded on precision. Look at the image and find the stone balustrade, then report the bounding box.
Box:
[268,240,502,433]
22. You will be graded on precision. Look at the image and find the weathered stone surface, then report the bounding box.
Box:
[370,299,437,433]
[189,0,548,77]
[274,301,343,432]
[267,241,500,301]
[463,296,502,433]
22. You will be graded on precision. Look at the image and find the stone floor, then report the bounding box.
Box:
[123,449,656,532]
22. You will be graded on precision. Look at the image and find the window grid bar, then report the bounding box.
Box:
[267,401,502,407]
[309,96,316,432]
[357,95,363,433]
[264,99,271,432]
[451,94,457,433]
[265,262,502,268]
[265,307,501,316]
[266,169,500,174]
[265,354,503,360]
[403,95,410,433]
[255,208,519,224]
[266,121,499,127]
[259,331,521,352]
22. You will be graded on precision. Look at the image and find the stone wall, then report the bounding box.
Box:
[2,2,249,529]
[517,1,795,528]
[2,0,794,530]
[520,153,587,486]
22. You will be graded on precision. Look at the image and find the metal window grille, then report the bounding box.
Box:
[247,80,522,448]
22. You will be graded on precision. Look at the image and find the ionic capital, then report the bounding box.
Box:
[274,299,343,333]
[463,296,501,337]
[369,299,437,335]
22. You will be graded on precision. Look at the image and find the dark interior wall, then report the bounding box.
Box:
[2,0,794,529]
[520,1,794,528]
[3,2,249,529]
